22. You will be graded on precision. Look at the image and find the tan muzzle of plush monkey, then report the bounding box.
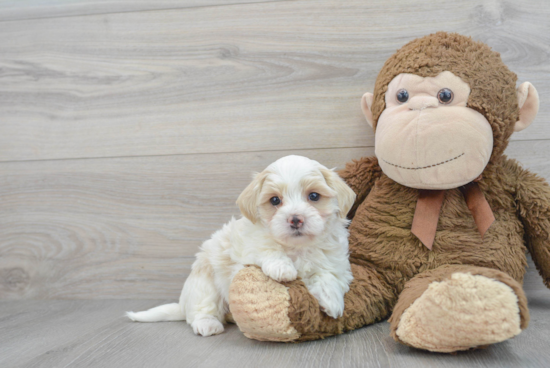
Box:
[361,71,539,191]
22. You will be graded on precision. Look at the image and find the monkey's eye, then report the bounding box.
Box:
[308,192,320,201]
[437,88,454,104]
[396,89,409,103]
[270,196,281,206]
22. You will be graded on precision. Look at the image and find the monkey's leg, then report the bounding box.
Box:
[388,265,529,353]
[228,263,397,342]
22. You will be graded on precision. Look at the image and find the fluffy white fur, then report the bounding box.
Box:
[127,155,356,336]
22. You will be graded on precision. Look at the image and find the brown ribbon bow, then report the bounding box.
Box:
[411,180,495,250]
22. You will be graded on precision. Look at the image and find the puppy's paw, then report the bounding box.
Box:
[310,288,345,319]
[192,317,224,337]
[262,259,298,282]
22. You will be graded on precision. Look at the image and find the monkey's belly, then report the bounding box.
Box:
[349,182,527,293]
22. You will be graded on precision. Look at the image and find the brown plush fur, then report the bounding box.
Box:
[516,168,550,287]
[285,263,397,341]
[339,156,383,219]
[281,155,541,342]
[229,32,550,348]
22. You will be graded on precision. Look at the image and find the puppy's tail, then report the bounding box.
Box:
[126,303,185,322]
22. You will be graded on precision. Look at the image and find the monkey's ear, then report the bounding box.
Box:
[361,92,374,128]
[514,82,539,132]
[236,171,267,223]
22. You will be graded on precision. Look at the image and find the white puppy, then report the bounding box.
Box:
[127,155,356,336]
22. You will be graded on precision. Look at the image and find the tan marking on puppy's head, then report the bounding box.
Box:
[236,171,269,224]
[237,155,355,245]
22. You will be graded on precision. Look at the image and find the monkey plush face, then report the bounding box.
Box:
[361,32,540,190]
[372,71,493,189]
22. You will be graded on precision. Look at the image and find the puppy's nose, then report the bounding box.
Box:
[289,215,304,229]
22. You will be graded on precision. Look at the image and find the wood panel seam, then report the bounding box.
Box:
[1,137,547,164]
[0,0,292,23]
[0,145,376,164]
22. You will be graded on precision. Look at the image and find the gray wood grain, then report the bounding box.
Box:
[0,0,548,162]
[1,141,549,300]
[0,0,285,21]
[0,289,549,368]
[0,147,373,299]
[0,1,548,366]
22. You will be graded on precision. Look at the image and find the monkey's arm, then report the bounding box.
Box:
[229,263,397,342]
[338,156,382,219]
[514,163,550,288]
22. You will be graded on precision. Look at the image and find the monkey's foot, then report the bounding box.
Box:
[395,272,522,352]
[228,266,300,342]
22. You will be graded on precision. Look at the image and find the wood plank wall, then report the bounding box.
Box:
[1,0,549,299]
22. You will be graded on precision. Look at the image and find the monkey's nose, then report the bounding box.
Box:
[408,96,438,111]
[289,215,304,229]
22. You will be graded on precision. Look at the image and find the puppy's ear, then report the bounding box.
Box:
[236,171,267,223]
[321,168,356,219]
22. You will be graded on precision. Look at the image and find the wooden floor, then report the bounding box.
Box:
[1,0,550,366]
[1,266,549,368]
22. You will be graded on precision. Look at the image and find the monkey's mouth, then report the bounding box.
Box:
[382,153,465,170]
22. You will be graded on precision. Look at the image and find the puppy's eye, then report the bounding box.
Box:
[270,196,281,206]
[437,88,454,104]
[396,89,409,103]
[308,192,320,201]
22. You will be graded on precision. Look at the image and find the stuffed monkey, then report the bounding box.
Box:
[228,32,547,352]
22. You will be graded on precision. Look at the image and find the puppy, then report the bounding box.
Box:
[127,155,356,336]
